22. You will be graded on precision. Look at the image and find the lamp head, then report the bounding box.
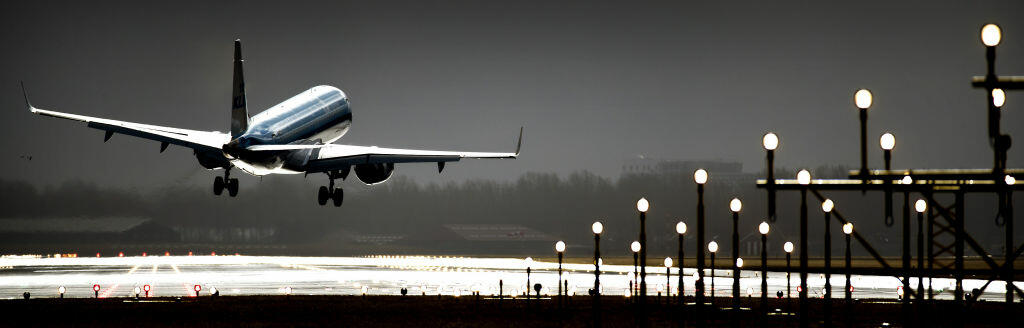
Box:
[592,221,603,235]
[993,88,1006,108]
[915,199,927,213]
[783,241,794,253]
[822,199,834,213]
[1007,175,1017,185]
[843,222,854,235]
[759,221,770,235]
[880,132,895,150]
[694,169,708,184]
[763,132,779,150]
[981,23,1002,47]
[855,89,873,109]
[665,257,673,268]
[555,240,566,253]
[902,175,912,185]
[708,241,719,253]
[676,221,688,235]
[631,241,641,253]
[797,170,811,185]
[525,257,533,266]
[637,198,650,213]
[736,257,744,268]
[730,198,742,213]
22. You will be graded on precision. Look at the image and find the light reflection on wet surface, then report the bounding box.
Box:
[0,255,1017,301]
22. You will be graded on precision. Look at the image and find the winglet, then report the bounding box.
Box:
[514,126,523,156]
[21,81,37,112]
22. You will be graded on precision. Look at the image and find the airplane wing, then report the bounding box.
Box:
[23,83,230,153]
[301,127,522,173]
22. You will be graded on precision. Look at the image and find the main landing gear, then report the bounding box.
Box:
[213,167,239,197]
[317,170,345,207]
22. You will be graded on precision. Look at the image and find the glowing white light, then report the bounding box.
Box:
[708,241,719,253]
[880,133,895,151]
[822,199,834,213]
[855,89,873,109]
[915,199,927,213]
[1006,175,1016,185]
[58,286,65,294]
[694,169,708,184]
[665,257,673,268]
[784,242,794,253]
[525,257,533,267]
[843,222,854,235]
[763,133,779,150]
[736,257,744,268]
[797,170,811,185]
[759,221,770,235]
[993,88,1006,108]
[637,198,650,212]
[134,286,141,295]
[631,241,641,253]
[981,24,1002,47]
[555,241,566,253]
[676,221,687,234]
[747,287,754,297]
[902,175,912,185]
[592,221,604,235]
[730,198,742,213]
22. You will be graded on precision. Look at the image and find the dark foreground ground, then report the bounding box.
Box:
[0,295,1021,327]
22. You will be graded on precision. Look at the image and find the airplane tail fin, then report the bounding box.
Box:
[231,39,250,138]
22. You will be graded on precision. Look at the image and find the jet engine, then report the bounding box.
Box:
[354,163,394,185]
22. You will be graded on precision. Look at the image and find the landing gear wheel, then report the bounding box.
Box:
[214,176,224,195]
[227,179,239,197]
[318,186,330,206]
[331,188,344,207]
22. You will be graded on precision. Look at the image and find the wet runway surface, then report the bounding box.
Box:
[0,255,1016,301]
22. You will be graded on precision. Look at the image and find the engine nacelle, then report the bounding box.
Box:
[354,163,394,185]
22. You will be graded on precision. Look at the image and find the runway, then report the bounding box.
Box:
[0,255,1016,301]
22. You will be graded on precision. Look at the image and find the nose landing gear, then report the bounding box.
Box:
[213,168,239,197]
[316,169,346,207]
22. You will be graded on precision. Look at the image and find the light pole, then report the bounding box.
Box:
[797,169,811,328]
[764,133,779,222]
[525,257,533,302]
[843,222,854,303]
[821,199,834,328]
[556,240,566,306]
[676,221,687,303]
[758,221,769,312]
[58,286,65,299]
[981,23,1007,171]
[784,241,793,298]
[593,221,604,328]
[730,198,742,309]
[631,241,641,298]
[637,198,650,307]
[855,89,873,182]
[665,257,674,303]
[694,168,709,326]
[1004,175,1016,305]
[709,240,719,304]
[915,199,926,301]
[881,132,895,226]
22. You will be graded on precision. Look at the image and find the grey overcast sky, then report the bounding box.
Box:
[1,0,1022,190]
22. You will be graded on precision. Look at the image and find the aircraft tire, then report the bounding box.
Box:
[227,179,239,197]
[214,176,224,195]
[332,188,344,207]
[317,186,330,206]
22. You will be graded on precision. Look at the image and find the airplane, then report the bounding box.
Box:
[22,40,521,207]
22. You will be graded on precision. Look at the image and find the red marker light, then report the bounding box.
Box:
[165,251,170,256]
[142,252,147,257]
[96,253,101,258]
[143,285,151,292]
[118,252,124,257]
[93,284,100,292]
[188,251,193,256]
[194,285,202,292]
[797,286,803,293]
[211,251,216,256]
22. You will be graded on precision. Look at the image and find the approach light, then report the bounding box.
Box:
[637,198,650,212]
[993,88,1006,108]
[134,287,141,296]
[1006,175,1017,185]
[194,285,202,292]
[981,24,1002,47]
[58,286,66,295]
[855,89,873,109]
[784,242,794,253]
[665,257,673,268]
[880,133,895,150]
[708,241,719,253]
[902,175,912,185]
[592,221,604,235]
[676,221,688,235]
[759,221,770,235]
[143,284,151,292]
[822,199,834,213]
[797,170,811,185]
[736,257,744,268]
[631,241,641,253]
[694,169,708,184]
[93,284,100,292]
[763,132,779,150]
[843,222,854,235]
[555,241,566,253]
[915,199,927,213]
[730,198,742,213]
